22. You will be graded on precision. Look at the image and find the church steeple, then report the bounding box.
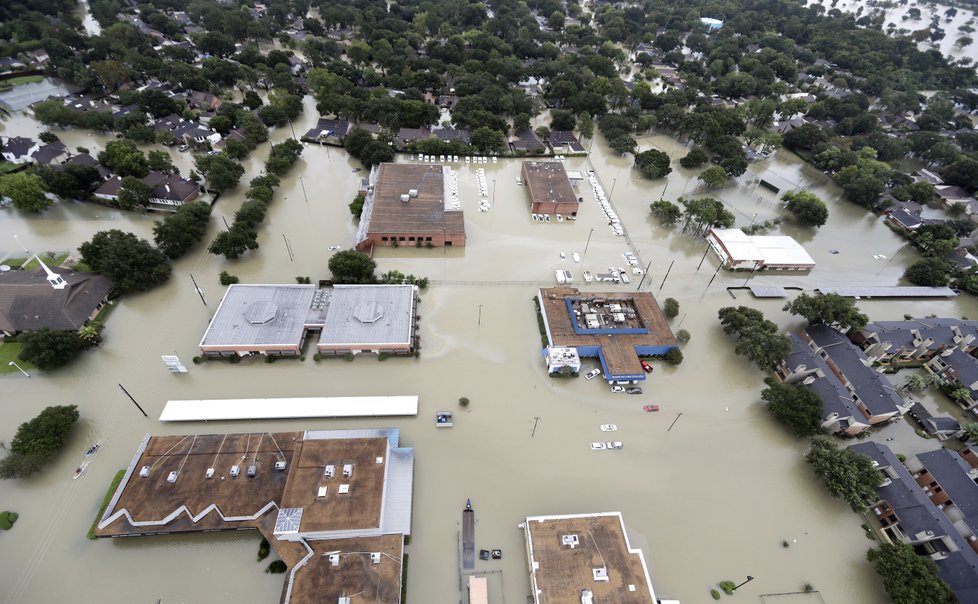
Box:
[13,235,67,289]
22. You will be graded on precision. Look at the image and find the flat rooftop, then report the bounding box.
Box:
[199,285,325,349]
[366,163,464,235]
[539,287,676,378]
[319,284,417,347]
[709,228,814,267]
[98,432,300,536]
[523,161,577,206]
[159,396,420,422]
[814,286,959,298]
[524,512,656,604]
[287,534,403,604]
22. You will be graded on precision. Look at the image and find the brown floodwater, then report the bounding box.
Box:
[3,99,977,604]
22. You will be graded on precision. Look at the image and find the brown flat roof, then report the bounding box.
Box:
[539,287,676,377]
[523,161,577,206]
[366,163,464,236]
[279,437,388,533]
[525,513,655,604]
[286,535,403,604]
[98,432,300,537]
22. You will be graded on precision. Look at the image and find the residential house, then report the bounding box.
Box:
[31,142,70,166]
[62,152,111,179]
[916,169,945,186]
[851,442,978,603]
[432,127,470,145]
[111,104,141,127]
[852,318,978,366]
[907,403,963,441]
[926,349,978,413]
[776,324,907,435]
[546,130,585,154]
[510,130,547,154]
[0,268,112,335]
[153,114,220,146]
[301,118,351,144]
[148,173,200,210]
[187,91,222,116]
[396,127,431,148]
[0,136,39,164]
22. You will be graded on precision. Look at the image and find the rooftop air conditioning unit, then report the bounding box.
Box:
[139,466,150,477]
[371,552,381,564]
[230,465,240,477]
[275,461,287,471]
[205,468,215,479]
[342,464,353,478]
[167,471,178,483]
[325,465,335,478]
[329,554,340,567]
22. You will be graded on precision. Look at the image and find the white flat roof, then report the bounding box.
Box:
[710,228,814,267]
[159,396,419,422]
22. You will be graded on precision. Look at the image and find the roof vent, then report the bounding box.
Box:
[592,568,608,582]
[325,465,335,478]
[329,554,340,567]
[243,301,278,325]
[561,534,580,548]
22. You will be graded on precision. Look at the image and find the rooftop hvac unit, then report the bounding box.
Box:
[339,598,351,604]
[329,554,340,567]
[338,484,350,494]
[561,534,580,547]
[274,460,287,471]
[324,464,335,478]
[408,189,418,198]
[592,568,608,582]
[139,466,150,477]
[167,471,178,483]
[371,552,382,564]
[342,464,353,478]
[400,194,410,203]
[247,465,257,478]
[230,465,240,477]
[205,468,215,479]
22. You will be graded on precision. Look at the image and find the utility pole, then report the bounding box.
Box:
[696,244,711,270]
[582,228,594,260]
[531,416,541,437]
[119,384,148,418]
[706,262,723,289]
[667,412,683,432]
[658,259,675,291]
[636,260,652,290]
[478,304,483,326]
[298,176,309,204]
[189,273,206,307]
[222,216,231,232]
[282,234,294,262]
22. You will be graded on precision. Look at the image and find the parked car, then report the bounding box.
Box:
[585,368,602,380]
[625,387,643,395]
[610,385,625,393]
[178,144,190,152]
[641,360,653,373]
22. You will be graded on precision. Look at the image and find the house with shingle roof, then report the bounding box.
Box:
[0,268,111,335]
[1,136,39,164]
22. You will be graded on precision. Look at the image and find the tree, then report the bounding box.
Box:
[718,306,792,369]
[147,150,174,173]
[153,201,211,259]
[805,435,883,512]
[328,250,377,284]
[783,123,829,151]
[762,379,824,437]
[550,110,575,131]
[0,173,51,212]
[663,297,679,319]
[961,423,978,442]
[195,153,244,193]
[663,347,683,364]
[208,224,259,259]
[650,200,682,226]
[904,258,952,286]
[0,405,80,479]
[577,112,594,139]
[698,165,728,188]
[79,230,172,295]
[98,140,148,178]
[783,293,868,331]
[470,127,504,153]
[867,544,954,604]
[634,149,672,179]
[943,158,978,192]
[680,149,708,168]
[116,176,152,210]
[608,134,637,156]
[35,164,102,201]
[783,191,829,227]
[18,329,87,370]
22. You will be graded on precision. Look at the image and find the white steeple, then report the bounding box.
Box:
[13,235,67,289]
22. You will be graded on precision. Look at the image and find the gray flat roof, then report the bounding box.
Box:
[318,285,416,347]
[748,285,788,298]
[199,284,321,348]
[815,286,958,298]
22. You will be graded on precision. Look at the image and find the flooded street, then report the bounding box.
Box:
[3,98,978,603]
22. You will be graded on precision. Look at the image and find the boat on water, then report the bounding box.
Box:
[73,461,90,479]
[85,442,101,456]
[590,442,607,450]
[436,411,453,427]
[600,424,617,432]
[644,405,660,412]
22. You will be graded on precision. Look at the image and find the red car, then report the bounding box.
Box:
[641,360,653,373]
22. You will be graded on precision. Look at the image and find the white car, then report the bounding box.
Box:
[606,442,623,450]
[600,424,618,432]
[610,385,625,393]
[585,368,602,380]
[590,442,607,450]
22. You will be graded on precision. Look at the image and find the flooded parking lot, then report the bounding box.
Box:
[2,100,977,603]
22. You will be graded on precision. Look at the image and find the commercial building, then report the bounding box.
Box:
[198,284,420,358]
[96,428,414,604]
[706,228,815,271]
[355,163,465,251]
[521,161,579,216]
[522,512,658,604]
[537,287,676,382]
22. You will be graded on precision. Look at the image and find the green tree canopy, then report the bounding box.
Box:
[634,149,672,179]
[98,140,149,178]
[904,258,952,287]
[18,329,88,370]
[328,250,377,284]
[650,200,681,226]
[697,165,728,188]
[679,149,708,168]
[79,229,172,295]
[782,293,868,331]
[195,153,244,193]
[762,378,824,437]
[782,191,829,227]
[0,172,51,212]
[867,543,954,604]
[718,306,792,369]
[153,201,211,259]
[116,176,152,210]
[805,435,883,512]
[0,405,80,479]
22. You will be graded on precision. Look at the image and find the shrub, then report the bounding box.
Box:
[1,405,80,479]
[265,560,287,573]
[663,297,679,319]
[257,538,270,561]
[663,348,683,365]
[710,589,720,600]
[676,329,691,344]
[219,271,239,285]
[459,397,470,407]
[719,580,735,595]
[0,511,18,530]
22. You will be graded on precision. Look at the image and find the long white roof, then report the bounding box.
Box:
[159,396,419,422]
[710,228,815,266]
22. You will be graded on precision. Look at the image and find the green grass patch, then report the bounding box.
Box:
[4,75,44,86]
[87,469,125,539]
[400,552,409,604]
[0,511,18,530]
[0,342,36,375]
[0,161,21,174]
[72,261,93,272]
[20,253,69,270]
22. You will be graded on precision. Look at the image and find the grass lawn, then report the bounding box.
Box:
[0,342,36,375]
[0,161,21,174]
[4,252,69,269]
[4,75,44,86]
[88,470,125,539]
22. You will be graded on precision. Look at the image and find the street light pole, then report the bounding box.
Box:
[8,361,30,378]
[609,177,617,201]
[732,576,755,591]
[582,228,594,260]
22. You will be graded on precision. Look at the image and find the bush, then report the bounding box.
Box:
[719,580,735,595]
[219,271,239,285]
[0,511,18,530]
[18,328,88,370]
[676,329,691,344]
[710,589,721,600]
[459,397,470,407]
[257,538,270,561]
[265,560,287,573]
[0,405,80,480]
[663,297,680,319]
[663,348,683,365]
[295,276,312,284]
